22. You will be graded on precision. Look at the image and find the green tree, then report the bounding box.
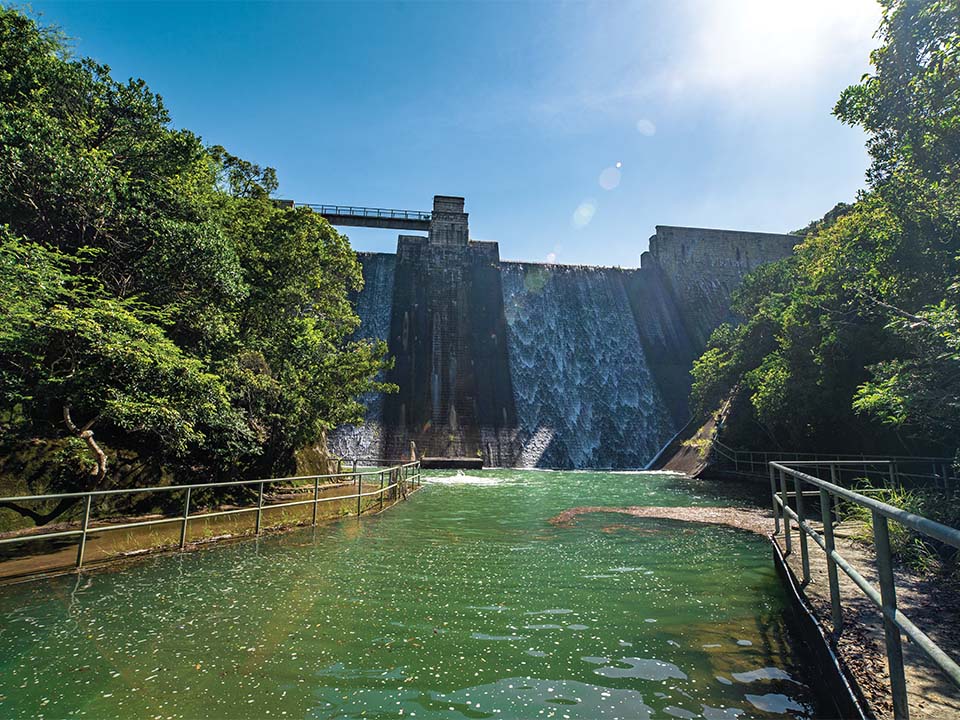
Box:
[0,8,392,522]
[691,0,960,459]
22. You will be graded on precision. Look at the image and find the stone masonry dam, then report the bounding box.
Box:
[314,196,796,469]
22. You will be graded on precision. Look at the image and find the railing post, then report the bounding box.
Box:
[830,463,841,527]
[779,469,792,555]
[888,462,895,489]
[769,464,780,534]
[180,487,192,549]
[352,458,358,475]
[793,473,811,584]
[256,481,265,535]
[76,494,93,569]
[819,488,843,635]
[873,511,910,720]
[312,476,320,526]
[379,471,384,511]
[356,472,362,517]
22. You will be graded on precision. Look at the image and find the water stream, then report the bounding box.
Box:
[0,470,826,719]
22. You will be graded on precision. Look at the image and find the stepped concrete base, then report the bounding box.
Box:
[421,457,484,470]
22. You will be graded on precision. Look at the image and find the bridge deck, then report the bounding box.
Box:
[303,203,431,231]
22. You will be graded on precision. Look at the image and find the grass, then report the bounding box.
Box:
[682,437,712,460]
[840,483,960,580]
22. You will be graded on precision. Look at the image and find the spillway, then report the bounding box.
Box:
[501,263,673,468]
[325,209,797,468]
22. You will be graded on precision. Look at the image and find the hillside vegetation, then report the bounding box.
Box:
[0,9,393,524]
[691,0,960,463]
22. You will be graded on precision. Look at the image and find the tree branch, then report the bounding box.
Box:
[63,405,107,483]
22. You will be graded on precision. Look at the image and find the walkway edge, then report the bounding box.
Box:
[771,537,873,720]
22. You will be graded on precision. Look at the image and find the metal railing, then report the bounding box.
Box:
[0,460,422,571]
[770,459,960,719]
[302,204,431,222]
[716,439,955,488]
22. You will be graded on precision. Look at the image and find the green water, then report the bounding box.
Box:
[0,470,825,719]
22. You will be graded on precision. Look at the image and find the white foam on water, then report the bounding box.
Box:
[422,473,505,486]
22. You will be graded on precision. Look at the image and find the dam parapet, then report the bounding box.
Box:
[324,197,797,468]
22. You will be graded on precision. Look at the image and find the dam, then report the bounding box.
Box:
[325,196,797,468]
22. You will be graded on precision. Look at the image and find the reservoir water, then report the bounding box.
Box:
[0,470,826,719]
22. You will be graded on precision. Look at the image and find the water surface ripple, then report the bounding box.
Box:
[0,470,823,718]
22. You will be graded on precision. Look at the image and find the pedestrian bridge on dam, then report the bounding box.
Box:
[300,203,432,232]
[284,195,470,245]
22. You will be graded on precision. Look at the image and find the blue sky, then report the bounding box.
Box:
[28,0,881,267]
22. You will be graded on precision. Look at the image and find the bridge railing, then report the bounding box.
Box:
[302,204,431,222]
[770,459,960,719]
[0,460,422,572]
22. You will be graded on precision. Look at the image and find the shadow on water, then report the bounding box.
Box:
[663,472,772,509]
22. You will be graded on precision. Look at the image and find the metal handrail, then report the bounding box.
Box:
[301,204,431,222]
[716,438,953,464]
[0,461,422,571]
[715,440,955,487]
[770,459,960,719]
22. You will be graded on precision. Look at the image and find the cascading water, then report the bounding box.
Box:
[501,262,673,469]
[327,253,395,460]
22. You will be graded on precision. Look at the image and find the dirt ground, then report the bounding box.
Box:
[550,504,772,535]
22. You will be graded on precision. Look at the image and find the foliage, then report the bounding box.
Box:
[0,8,392,519]
[691,0,960,460]
[842,484,960,579]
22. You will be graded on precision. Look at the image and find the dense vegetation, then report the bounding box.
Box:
[0,9,392,523]
[691,0,960,463]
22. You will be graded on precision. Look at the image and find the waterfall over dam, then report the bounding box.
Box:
[501,263,671,468]
[323,196,797,468]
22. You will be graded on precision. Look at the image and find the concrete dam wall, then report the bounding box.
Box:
[326,197,796,468]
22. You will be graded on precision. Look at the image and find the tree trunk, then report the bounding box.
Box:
[0,407,108,527]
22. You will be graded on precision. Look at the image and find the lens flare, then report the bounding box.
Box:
[572,201,596,228]
[636,118,656,136]
[599,167,621,190]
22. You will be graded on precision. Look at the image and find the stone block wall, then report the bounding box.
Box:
[428,195,469,246]
[381,234,518,460]
[644,226,797,347]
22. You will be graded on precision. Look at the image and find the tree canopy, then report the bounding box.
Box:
[0,8,393,517]
[691,0,960,460]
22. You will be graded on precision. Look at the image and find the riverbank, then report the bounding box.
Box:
[689,467,960,719]
[547,476,960,720]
